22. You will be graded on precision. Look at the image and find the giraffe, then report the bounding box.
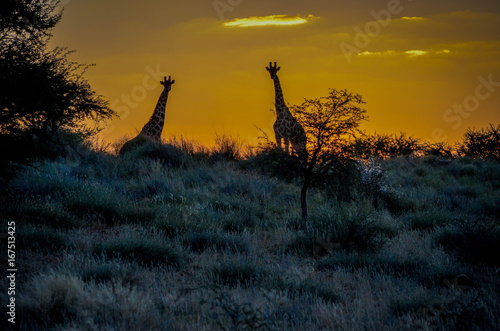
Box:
[266,62,307,157]
[119,76,175,155]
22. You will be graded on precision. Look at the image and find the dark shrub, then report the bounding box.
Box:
[459,124,500,160]
[436,217,500,266]
[241,147,303,182]
[286,208,394,257]
[121,137,189,168]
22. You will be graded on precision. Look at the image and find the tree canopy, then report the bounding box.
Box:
[290,88,368,220]
[0,0,114,138]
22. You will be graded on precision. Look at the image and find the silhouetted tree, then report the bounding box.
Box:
[348,132,424,158]
[291,88,368,220]
[1,0,62,48]
[0,0,114,167]
[459,124,500,160]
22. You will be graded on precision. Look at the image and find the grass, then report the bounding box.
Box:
[1,142,499,330]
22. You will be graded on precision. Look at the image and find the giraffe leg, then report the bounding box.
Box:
[275,133,282,150]
[284,139,290,155]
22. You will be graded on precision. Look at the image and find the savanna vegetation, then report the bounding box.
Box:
[1,1,500,330]
[0,130,499,330]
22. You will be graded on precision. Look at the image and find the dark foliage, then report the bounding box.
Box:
[0,0,114,174]
[437,217,500,266]
[120,138,190,168]
[348,132,425,158]
[459,124,500,160]
[241,146,303,182]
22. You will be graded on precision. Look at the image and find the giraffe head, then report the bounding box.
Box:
[160,76,175,92]
[266,62,280,80]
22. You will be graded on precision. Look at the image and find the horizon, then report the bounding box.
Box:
[49,0,500,146]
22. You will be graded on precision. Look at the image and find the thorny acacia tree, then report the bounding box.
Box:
[291,88,368,220]
[0,0,114,138]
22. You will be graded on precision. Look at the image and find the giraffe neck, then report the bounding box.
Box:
[140,88,170,141]
[273,76,290,117]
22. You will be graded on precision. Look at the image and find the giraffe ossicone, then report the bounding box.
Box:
[119,75,175,155]
[266,62,307,157]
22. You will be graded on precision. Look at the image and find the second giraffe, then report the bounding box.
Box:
[266,62,307,157]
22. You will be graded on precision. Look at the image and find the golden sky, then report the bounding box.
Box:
[49,0,500,145]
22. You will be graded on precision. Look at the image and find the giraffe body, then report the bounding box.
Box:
[266,62,307,156]
[119,76,174,155]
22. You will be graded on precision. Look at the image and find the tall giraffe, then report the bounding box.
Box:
[266,62,307,156]
[119,76,175,155]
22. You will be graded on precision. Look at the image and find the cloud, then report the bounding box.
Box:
[223,15,317,27]
[357,49,452,57]
[400,16,427,21]
[405,50,428,57]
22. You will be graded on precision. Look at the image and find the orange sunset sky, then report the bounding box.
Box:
[48,0,500,146]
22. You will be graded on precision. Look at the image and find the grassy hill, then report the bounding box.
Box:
[1,139,499,330]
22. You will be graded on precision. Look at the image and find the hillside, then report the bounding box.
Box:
[1,141,499,330]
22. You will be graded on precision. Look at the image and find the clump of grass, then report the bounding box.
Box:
[9,202,83,229]
[79,260,138,284]
[64,182,155,225]
[121,138,190,168]
[11,161,83,197]
[470,195,500,218]
[286,279,341,304]
[458,164,477,177]
[241,147,303,182]
[436,217,500,266]
[153,204,216,236]
[221,210,258,233]
[378,190,417,215]
[93,233,184,268]
[442,185,479,200]
[210,260,266,287]
[414,167,428,177]
[406,210,454,230]
[18,226,69,252]
[183,231,249,253]
[209,133,243,162]
[286,203,395,257]
[205,286,272,330]
[19,273,85,328]
[390,287,433,316]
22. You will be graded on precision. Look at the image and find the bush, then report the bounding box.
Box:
[120,138,189,168]
[19,274,85,328]
[209,133,243,162]
[349,132,424,158]
[286,204,394,257]
[459,124,500,160]
[241,147,303,182]
[436,217,500,266]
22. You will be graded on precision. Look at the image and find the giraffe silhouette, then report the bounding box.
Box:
[266,62,307,156]
[119,76,175,155]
